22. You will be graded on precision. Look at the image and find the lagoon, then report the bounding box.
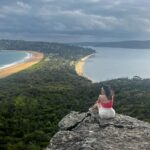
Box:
[83,47,150,82]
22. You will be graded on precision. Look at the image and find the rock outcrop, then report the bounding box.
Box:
[47,111,150,150]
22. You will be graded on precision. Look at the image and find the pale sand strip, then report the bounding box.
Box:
[0,51,44,79]
[75,54,95,82]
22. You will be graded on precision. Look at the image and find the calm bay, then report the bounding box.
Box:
[83,47,150,82]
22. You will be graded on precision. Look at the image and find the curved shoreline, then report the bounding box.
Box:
[75,53,95,83]
[0,50,32,70]
[0,51,44,79]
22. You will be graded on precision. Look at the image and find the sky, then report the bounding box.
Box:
[0,0,150,42]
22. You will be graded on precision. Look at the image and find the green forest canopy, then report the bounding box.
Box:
[0,40,150,150]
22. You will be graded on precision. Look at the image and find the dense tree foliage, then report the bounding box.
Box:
[0,40,96,150]
[0,40,150,149]
[0,39,94,58]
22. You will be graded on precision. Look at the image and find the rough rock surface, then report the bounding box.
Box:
[47,111,150,150]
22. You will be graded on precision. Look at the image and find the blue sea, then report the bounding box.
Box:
[0,50,30,70]
[83,47,150,82]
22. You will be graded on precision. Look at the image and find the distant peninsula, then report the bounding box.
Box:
[75,40,150,49]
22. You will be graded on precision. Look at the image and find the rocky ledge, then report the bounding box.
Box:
[47,111,150,150]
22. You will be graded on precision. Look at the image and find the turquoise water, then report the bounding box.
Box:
[0,50,29,69]
[83,47,150,82]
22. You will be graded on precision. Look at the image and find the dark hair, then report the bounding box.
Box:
[102,85,112,100]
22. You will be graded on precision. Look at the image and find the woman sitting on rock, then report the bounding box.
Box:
[89,85,116,119]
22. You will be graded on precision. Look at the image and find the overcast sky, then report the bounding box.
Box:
[0,0,150,42]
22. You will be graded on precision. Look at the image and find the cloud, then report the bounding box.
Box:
[0,0,150,42]
[37,8,122,32]
[16,1,30,10]
[0,1,30,16]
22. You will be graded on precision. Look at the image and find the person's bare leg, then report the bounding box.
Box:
[89,103,98,112]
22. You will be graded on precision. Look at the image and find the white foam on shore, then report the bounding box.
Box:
[0,51,32,71]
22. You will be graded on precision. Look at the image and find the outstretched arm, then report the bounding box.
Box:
[111,90,115,102]
[90,95,101,111]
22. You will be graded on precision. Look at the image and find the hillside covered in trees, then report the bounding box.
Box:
[76,40,150,49]
[0,40,150,150]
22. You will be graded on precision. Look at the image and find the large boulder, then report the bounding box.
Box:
[58,111,87,130]
[47,111,150,150]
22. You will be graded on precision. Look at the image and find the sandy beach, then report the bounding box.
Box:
[75,54,94,81]
[0,51,44,78]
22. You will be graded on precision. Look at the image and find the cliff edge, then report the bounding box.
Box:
[47,111,150,150]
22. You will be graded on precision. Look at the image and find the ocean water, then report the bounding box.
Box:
[0,50,29,70]
[83,47,150,82]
